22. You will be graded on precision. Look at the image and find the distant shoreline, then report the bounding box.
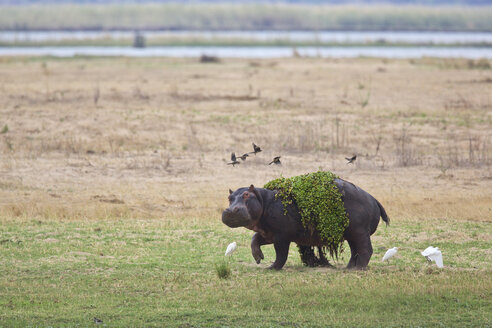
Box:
[3,28,492,33]
[1,4,491,32]
[2,41,491,48]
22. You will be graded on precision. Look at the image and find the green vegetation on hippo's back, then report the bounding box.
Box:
[264,171,349,258]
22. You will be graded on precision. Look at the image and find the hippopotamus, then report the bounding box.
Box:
[221,178,389,270]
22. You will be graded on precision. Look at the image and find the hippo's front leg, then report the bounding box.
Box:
[251,232,270,264]
[269,237,291,270]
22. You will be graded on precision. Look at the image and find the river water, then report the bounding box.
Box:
[1,31,491,58]
[2,30,492,44]
[0,46,490,59]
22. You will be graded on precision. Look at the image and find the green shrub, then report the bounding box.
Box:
[264,171,349,258]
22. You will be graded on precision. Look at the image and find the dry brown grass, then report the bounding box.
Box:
[0,56,491,222]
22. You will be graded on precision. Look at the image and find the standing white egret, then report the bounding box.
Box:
[225,242,237,256]
[382,247,398,262]
[421,246,444,268]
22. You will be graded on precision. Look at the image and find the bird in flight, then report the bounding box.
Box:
[238,153,249,161]
[421,246,444,268]
[249,143,262,155]
[345,155,357,164]
[269,156,281,165]
[227,153,240,166]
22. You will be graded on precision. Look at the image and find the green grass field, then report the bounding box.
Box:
[0,215,490,327]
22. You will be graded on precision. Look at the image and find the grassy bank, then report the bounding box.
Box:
[1,4,492,32]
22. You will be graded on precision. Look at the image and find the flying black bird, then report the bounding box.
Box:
[94,317,103,324]
[238,153,249,161]
[249,143,262,155]
[345,155,357,164]
[227,152,240,166]
[269,156,281,165]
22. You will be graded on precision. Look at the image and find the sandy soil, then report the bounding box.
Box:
[0,56,491,222]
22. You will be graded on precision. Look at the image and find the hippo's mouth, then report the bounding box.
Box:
[222,208,251,228]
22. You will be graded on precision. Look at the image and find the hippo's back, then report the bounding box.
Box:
[334,178,384,235]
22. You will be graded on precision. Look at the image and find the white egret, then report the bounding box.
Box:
[225,242,237,256]
[382,247,398,262]
[421,246,444,268]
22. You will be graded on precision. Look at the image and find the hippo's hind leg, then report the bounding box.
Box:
[298,245,318,267]
[357,236,373,269]
[298,246,333,268]
[346,235,373,270]
[346,240,357,269]
[317,247,334,268]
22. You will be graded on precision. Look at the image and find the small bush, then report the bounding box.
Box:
[467,58,491,70]
[200,55,220,63]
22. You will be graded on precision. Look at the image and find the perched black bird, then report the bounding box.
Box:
[269,156,281,165]
[227,152,240,166]
[249,143,262,155]
[238,153,249,161]
[94,317,103,324]
[345,155,357,164]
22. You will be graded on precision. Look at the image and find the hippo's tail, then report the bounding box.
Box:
[376,199,390,226]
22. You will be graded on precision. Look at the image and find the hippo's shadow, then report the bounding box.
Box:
[239,245,347,271]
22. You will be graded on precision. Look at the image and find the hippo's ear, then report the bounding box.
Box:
[248,184,264,208]
[229,189,233,195]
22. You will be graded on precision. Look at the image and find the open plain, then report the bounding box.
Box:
[0,56,491,327]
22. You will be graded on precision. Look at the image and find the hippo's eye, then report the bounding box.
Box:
[242,192,250,199]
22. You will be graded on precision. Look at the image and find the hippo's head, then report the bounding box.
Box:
[222,185,263,228]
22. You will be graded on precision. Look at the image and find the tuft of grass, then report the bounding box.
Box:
[358,90,371,108]
[0,124,8,134]
[215,260,232,279]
